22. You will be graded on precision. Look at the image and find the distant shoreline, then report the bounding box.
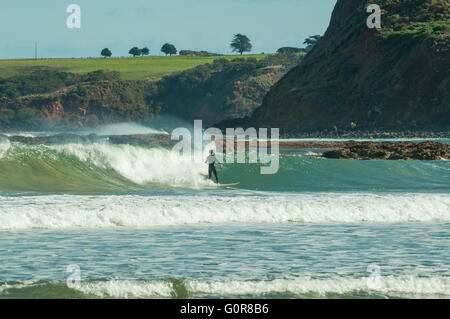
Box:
[2,127,450,140]
[278,129,450,139]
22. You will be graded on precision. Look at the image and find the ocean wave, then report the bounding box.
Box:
[76,280,174,298]
[186,275,450,298]
[0,138,449,193]
[49,142,210,186]
[1,193,449,230]
[0,123,168,138]
[1,275,449,298]
[0,141,215,191]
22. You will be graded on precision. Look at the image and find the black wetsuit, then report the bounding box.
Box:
[208,163,219,183]
[206,155,220,183]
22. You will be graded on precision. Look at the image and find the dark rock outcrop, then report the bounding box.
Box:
[322,141,450,160]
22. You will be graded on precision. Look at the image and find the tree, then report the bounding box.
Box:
[303,35,321,50]
[161,43,177,56]
[101,48,112,58]
[230,34,252,55]
[277,47,303,54]
[141,47,150,56]
[129,47,142,57]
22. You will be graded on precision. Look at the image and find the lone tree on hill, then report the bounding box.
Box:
[141,47,150,56]
[303,35,321,50]
[129,47,142,57]
[161,43,177,56]
[230,34,252,55]
[101,48,112,58]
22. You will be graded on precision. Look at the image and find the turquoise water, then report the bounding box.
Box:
[0,135,449,298]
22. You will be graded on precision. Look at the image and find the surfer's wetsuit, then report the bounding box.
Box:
[205,155,220,183]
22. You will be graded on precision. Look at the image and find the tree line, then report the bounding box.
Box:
[100,43,176,58]
[276,35,322,54]
[100,33,321,58]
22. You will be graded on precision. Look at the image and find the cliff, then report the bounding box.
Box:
[251,0,450,132]
[0,79,159,129]
[0,55,301,130]
[152,57,293,126]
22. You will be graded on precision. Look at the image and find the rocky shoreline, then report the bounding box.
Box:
[320,141,450,161]
[220,140,450,160]
[279,130,450,139]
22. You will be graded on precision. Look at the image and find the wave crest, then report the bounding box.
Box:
[2,275,450,298]
[1,193,449,230]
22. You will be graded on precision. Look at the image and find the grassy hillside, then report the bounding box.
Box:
[0,54,303,130]
[0,54,268,81]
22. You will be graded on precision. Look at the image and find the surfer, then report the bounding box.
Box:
[205,150,223,184]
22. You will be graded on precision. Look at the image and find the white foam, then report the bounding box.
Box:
[49,142,213,187]
[2,276,449,298]
[76,280,173,298]
[0,193,449,230]
[0,138,10,158]
[87,123,168,136]
[186,275,450,297]
[1,132,38,138]
[0,280,37,293]
[0,123,168,138]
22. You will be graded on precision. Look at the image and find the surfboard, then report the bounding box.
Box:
[217,183,240,187]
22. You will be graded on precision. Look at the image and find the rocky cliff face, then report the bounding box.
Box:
[251,0,450,132]
[1,80,159,129]
[154,60,287,126]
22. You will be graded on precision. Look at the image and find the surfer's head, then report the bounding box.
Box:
[209,150,214,155]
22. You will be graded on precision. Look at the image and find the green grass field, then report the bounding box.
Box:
[0,54,268,81]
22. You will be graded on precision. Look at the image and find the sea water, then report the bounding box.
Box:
[0,133,449,298]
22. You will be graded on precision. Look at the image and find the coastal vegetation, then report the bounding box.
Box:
[0,54,268,81]
[152,54,304,125]
[0,53,303,129]
[101,48,112,58]
[161,43,177,56]
[230,34,252,55]
[128,47,142,57]
[302,35,321,50]
[179,50,221,56]
[0,70,119,99]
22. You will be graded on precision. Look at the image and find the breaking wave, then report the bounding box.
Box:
[1,275,450,298]
[0,138,449,193]
[0,141,213,192]
[1,193,449,230]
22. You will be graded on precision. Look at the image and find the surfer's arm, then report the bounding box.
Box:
[215,156,223,167]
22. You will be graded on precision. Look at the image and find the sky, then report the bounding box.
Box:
[0,0,337,59]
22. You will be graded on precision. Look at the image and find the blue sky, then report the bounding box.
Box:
[0,0,337,59]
